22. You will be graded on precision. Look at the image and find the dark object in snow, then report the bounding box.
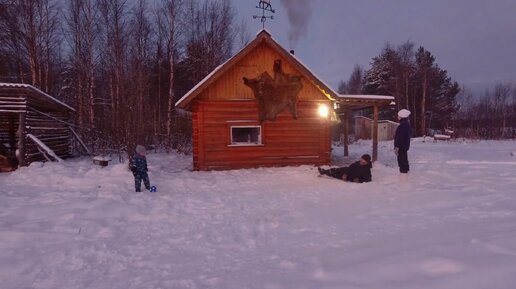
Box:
[150,186,157,193]
[93,156,111,167]
[434,134,451,141]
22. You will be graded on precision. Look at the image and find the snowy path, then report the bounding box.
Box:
[1,139,516,289]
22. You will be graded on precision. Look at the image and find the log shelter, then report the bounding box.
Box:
[0,83,75,171]
[176,30,394,170]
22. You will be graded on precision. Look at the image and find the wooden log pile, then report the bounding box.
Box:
[25,108,72,163]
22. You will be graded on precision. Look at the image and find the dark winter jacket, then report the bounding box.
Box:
[130,153,148,175]
[346,161,372,183]
[394,118,411,151]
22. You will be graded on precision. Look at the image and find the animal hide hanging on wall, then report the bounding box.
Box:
[243,60,303,122]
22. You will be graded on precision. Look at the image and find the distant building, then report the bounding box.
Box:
[354,116,399,141]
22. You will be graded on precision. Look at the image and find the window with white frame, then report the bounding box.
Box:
[230,126,262,145]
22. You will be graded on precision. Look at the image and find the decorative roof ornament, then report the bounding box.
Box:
[253,0,275,29]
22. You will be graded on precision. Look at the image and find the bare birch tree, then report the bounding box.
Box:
[1,0,61,92]
[98,0,128,148]
[128,0,152,144]
[65,0,99,139]
[493,83,511,137]
[2,0,243,154]
[161,0,183,139]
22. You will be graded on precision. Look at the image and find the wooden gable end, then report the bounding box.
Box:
[197,43,331,103]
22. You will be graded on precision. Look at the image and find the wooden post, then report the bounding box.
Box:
[8,115,16,150]
[343,110,350,157]
[372,105,379,162]
[18,112,27,166]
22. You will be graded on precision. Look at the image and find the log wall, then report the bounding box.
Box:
[192,100,331,170]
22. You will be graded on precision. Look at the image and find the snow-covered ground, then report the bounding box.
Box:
[1,138,516,289]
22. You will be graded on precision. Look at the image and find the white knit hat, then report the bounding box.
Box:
[398,109,411,118]
[135,145,146,155]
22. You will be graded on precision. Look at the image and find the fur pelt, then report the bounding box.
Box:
[243,60,302,122]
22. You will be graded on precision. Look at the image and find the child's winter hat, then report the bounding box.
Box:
[135,145,146,155]
[361,154,371,163]
[398,109,411,118]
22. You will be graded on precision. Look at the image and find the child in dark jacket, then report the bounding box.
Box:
[318,154,372,183]
[130,145,151,192]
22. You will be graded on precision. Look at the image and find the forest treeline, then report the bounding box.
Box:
[455,84,516,139]
[1,0,514,161]
[0,0,249,155]
[339,42,516,139]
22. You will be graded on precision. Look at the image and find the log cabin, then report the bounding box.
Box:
[0,83,75,171]
[176,30,394,171]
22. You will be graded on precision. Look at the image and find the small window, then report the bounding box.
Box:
[230,126,261,146]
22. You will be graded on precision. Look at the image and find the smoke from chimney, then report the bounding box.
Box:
[279,0,312,49]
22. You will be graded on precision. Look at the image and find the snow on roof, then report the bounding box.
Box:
[338,94,395,101]
[0,82,75,112]
[26,133,64,162]
[256,28,272,36]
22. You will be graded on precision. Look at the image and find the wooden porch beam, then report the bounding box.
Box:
[336,101,392,111]
[372,105,379,162]
[342,110,350,157]
[18,112,26,167]
[8,115,16,151]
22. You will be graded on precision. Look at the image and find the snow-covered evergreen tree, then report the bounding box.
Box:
[363,42,460,136]
[363,44,399,98]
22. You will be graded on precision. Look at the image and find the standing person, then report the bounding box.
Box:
[130,145,151,192]
[318,154,372,183]
[394,109,412,176]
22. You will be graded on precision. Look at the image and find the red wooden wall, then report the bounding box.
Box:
[192,100,331,170]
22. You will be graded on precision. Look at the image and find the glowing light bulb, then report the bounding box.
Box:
[318,104,329,118]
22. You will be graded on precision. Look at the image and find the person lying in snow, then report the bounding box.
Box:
[317,154,372,183]
[129,145,151,192]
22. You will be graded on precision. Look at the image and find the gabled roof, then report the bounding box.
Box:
[175,30,339,110]
[0,82,75,112]
[175,30,395,111]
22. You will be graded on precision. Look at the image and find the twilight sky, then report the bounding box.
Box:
[232,0,516,95]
